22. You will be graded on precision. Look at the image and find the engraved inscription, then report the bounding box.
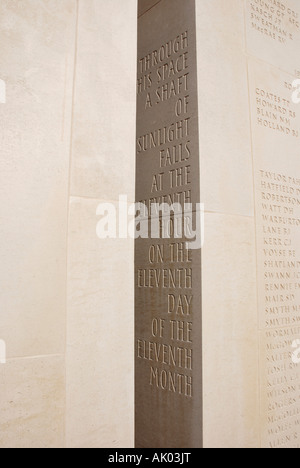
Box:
[258,171,300,448]
[136,25,195,396]
[137,22,195,392]
[250,63,300,448]
[255,88,298,136]
[264,326,300,448]
[245,0,300,75]
[247,0,299,45]
[135,0,201,448]
[259,171,300,327]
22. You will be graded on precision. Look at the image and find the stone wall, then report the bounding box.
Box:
[0,0,136,448]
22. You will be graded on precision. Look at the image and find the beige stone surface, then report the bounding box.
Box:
[245,0,300,75]
[0,0,77,358]
[198,2,300,448]
[66,198,134,448]
[202,212,260,448]
[248,57,300,449]
[66,0,137,448]
[259,328,300,449]
[248,58,300,178]
[196,0,254,217]
[70,0,137,202]
[196,0,260,448]
[0,0,136,449]
[0,356,65,448]
[248,57,300,325]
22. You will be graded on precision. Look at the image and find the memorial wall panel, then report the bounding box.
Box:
[248,57,300,449]
[245,0,300,75]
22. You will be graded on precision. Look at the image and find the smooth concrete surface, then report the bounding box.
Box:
[0,0,136,449]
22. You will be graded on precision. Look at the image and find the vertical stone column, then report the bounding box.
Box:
[196,0,260,448]
[136,0,202,448]
[0,0,137,449]
[0,0,77,448]
[66,0,137,448]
